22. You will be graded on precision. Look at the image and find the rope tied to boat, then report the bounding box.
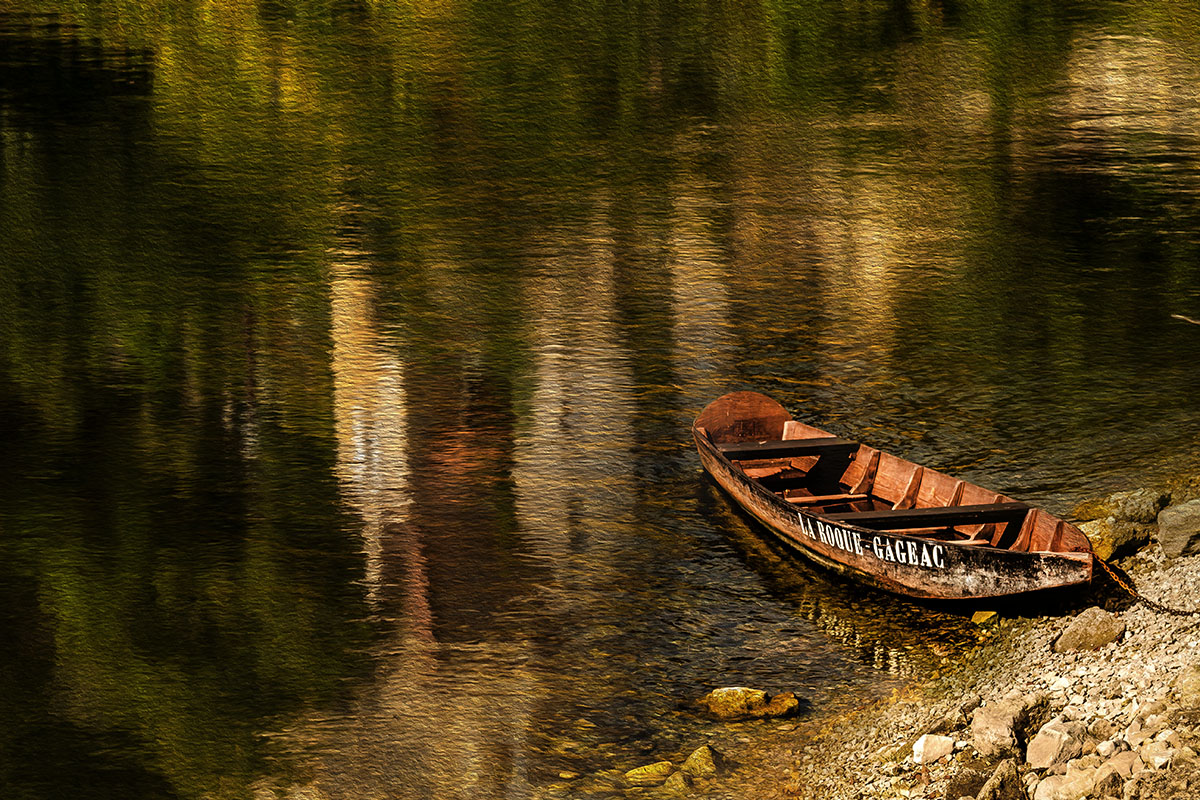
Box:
[1092,555,1200,617]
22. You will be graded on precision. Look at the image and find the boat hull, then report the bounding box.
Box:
[694,430,1093,600]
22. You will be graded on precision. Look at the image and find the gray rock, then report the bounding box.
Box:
[1073,490,1167,524]
[1157,499,1200,558]
[680,745,723,778]
[1079,518,1153,562]
[1027,719,1085,769]
[1053,607,1126,653]
[972,693,1050,758]
[977,758,1023,800]
[696,687,800,720]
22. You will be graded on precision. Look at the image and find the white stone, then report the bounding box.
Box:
[913,733,954,765]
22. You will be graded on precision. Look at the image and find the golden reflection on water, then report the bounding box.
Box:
[275,226,546,799]
[329,234,415,614]
[4,5,1200,800]
[512,228,637,566]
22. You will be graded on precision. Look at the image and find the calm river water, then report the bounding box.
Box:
[2,2,1200,798]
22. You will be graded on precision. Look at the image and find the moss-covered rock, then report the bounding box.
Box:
[697,687,801,720]
[1079,517,1153,561]
[1072,489,1167,524]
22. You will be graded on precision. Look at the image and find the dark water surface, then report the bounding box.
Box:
[3,2,1200,798]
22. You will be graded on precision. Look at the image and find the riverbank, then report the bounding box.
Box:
[772,549,1200,799]
[579,477,1200,800]
[732,479,1200,800]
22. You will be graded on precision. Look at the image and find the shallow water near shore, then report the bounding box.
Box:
[3,2,1200,798]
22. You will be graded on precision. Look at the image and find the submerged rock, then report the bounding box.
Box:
[680,745,724,778]
[1053,607,1125,653]
[661,771,692,794]
[623,761,674,786]
[1073,489,1167,524]
[972,610,999,626]
[697,687,800,720]
[1157,499,1200,558]
[1165,471,1200,507]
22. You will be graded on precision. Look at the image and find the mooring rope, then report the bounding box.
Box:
[1092,555,1200,617]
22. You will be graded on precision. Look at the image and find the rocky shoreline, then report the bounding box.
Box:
[776,475,1200,800]
[552,473,1200,800]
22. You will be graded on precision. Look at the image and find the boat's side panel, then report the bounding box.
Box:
[694,432,1092,600]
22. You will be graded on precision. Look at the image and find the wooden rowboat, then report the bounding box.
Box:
[693,391,1094,600]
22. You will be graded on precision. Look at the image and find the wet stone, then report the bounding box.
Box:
[1079,518,1152,562]
[696,687,800,720]
[623,761,674,786]
[661,771,691,794]
[680,745,724,778]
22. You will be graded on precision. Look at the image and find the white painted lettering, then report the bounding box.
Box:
[872,536,886,560]
[799,515,816,540]
[932,545,946,568]
[920,543,933,568]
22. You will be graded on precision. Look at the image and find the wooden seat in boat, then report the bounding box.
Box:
[824,502,1030,530]
[717,437,859,461]
[783,492,870,506]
